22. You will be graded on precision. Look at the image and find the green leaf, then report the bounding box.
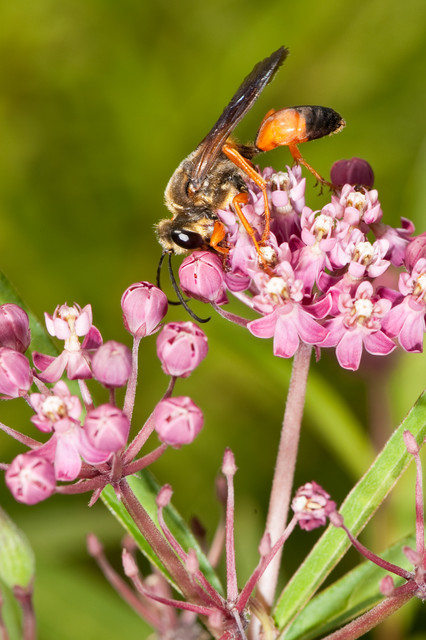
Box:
[101,471,223,595]
[275,390,426,634]
[282,534,415,640]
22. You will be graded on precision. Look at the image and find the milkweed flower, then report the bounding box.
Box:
[121,282,168,338]
[177,160,423,370]
[156,321,208,377]
[0,348,33,399]
[33,303,102,382]
[0,303,31,353]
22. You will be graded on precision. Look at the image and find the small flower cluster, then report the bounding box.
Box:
[0,284,208,505]
[178,159,425,370]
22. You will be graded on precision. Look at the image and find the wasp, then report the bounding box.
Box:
[157,45,345,261]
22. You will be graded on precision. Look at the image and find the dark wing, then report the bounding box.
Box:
[189,46,289,189]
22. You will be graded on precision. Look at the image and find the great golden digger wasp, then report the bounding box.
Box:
[156,45,345,260]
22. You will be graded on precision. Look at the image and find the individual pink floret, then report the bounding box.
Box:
[154,396,203,447]
[156,321,208,378]
[121,282,168,339]
[322,281,396,370]
[0,303,31,353]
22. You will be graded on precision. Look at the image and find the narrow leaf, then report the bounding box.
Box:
[282,535,415,640]
[275,391,426,633]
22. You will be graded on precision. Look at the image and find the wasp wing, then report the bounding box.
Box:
[190,46,289,189]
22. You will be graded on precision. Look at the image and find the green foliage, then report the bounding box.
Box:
[0,0,425,638]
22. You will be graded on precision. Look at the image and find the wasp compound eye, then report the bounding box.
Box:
[171,229,205,250]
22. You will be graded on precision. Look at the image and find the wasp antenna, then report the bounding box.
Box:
[167,253,211,323]
[156,251,183,306]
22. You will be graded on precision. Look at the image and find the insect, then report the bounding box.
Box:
[156,45,345,261]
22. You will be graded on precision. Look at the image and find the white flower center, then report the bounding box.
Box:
[265,276,288,301]
[259,245,277,264]
[354,298,374,320]
[41,396,67,420]
[313,213,334,237]
[346,192,367,212]
[353,241,374,264]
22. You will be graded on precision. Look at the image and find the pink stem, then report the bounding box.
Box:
[321,581,416,640]
[223,452,238,602]
[123,376,176,464]
[257,342,312,606]
[0,422,41,449]
[13,586,36,640]
[237,516,298,611]
[340,524,412,580]
[413,450,425,563]
[117,478,202,604]
[157,502,224,609]
[88,534,167,632]
[123,336,141,420]
[78,379,94,411]
[123,443,168,476]
[212,303,249,327]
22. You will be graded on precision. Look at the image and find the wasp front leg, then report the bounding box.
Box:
[222,143,272,244]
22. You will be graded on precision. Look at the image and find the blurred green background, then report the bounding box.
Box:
[0,0,425,638]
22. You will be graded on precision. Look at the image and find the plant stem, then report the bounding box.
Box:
[321,582,416,640]
[117,478,202,604]
[257,342,312,607]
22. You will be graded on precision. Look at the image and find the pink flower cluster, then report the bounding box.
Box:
[0,284,208,505]
[179,159,425,370]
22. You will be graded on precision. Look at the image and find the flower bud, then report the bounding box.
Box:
[121,282,168,338]
[156,321,208,378]
[6,454,56,505]
[154,396,203,447]
[179,251,228,304]
[404,233,426,271]
[92,341,132,388]
[330,158,374,188]
[0,507,35,588]
[379,575,395,597]
[0,304,31,353]
[0,347,33,399]
[84,404,130,452]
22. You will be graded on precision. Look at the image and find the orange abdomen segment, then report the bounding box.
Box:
[256,106,345,152]
[255,108,308,151]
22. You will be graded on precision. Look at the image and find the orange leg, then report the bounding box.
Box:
[288,143,333,190]
[222,143,271,244]
[209,220,229,254]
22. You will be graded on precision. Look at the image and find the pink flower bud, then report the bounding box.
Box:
[291,481,337,531]
[6,454,56,505]
[222,448,237,476]
[178,251,228,304]
[0,348,33,399]
[403,430,420,455]
[92,341,132,388]
[156,321,208,378]
[84,404,130,452]
[379,575,395,597]
[330,158,374,188]
[156,484,173,508]
[154,396,203,447]
[404,233,426,271]
[0,304,31,353]
[121,282,168,338]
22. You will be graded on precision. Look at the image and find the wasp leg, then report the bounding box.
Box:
[210,220,229,254]
[222,143,271,244]
[288,143,334,191]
